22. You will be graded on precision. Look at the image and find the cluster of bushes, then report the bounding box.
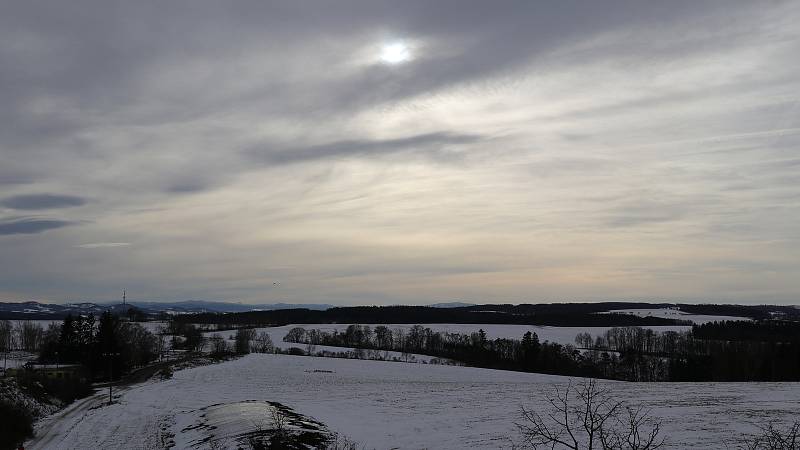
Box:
[207,328,274,357]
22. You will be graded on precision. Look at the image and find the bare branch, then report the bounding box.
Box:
[517,379,665,450]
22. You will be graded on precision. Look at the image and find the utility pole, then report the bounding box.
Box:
[2,326,7,373]
[102,351,121,405]
[123,290,126,306]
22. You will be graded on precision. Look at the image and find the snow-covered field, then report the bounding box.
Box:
[135,321,169,333]
[28,354,800,450]
[602,308,751,325]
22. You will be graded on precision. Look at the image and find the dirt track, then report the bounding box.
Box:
[25,355,203,450]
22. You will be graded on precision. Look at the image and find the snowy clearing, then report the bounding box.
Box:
[601,308,751,324]
[27,353,800,449]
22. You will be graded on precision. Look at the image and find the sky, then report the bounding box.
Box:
[1,1,799,305]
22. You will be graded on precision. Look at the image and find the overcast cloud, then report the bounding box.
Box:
[1,1,798,304]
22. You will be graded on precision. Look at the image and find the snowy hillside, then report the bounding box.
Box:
[27,354,800,449]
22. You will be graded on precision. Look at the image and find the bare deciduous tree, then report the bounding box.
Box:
[209,334,229,356]
[517,379,664,450]
[742,421,799,450]
[16,321,43,352]
[155,325,167,361]
[253,331,274,353]
[235,328,257,354]
[575,332,594,349]
[0,320,13,352]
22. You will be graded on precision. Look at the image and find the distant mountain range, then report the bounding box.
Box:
[128,300,333,313]
[428,302,476,308]
[0,300,333,319]
[0,300,477,319]
[0,301,127,319]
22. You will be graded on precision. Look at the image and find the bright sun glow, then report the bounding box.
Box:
[380,42,412,64]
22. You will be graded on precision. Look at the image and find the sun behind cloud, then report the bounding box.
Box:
[379,41,412,64]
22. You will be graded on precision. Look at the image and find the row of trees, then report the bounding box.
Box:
[0,320,50,353]
[283,322,800,382]
[284,325,600,378]
[207,328,274,356]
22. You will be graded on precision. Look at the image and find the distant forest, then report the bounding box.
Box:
[175,302,797,327]
[3,301,797,322]
[174,304,800,382]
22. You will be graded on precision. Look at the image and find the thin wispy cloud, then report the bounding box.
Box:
[75,242,132,249]
[252,132,484,165]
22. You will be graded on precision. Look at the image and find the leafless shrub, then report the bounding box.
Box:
[207,438,229,450]
[326,432,363,450]
[600,405,664,450]
[742,421,799,450]
[270,406,289,438]
[209,334,229,357]
[517,379,664,450]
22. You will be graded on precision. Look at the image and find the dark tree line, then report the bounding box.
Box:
[178,305,688,328]
[172,303,800,329]
[693,320,800,342]
[582,321,800,381]
[284,321,800,382]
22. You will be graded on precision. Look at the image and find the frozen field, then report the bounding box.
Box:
[28,354,800,449]
[602,308,751,324]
